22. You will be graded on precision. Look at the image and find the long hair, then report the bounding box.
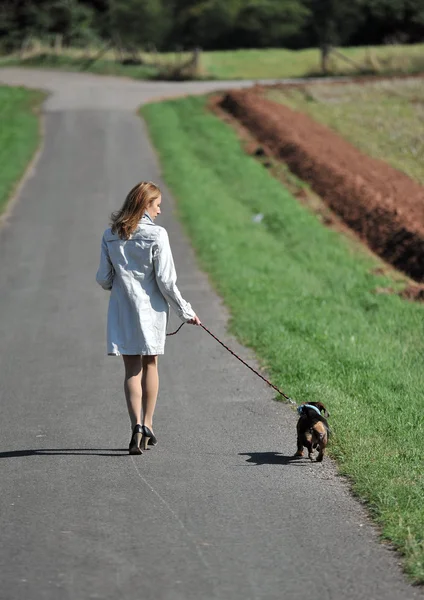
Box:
[110,181,161,240]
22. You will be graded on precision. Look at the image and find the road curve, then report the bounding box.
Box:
[0,68,420,600]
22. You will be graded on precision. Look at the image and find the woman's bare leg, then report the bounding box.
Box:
[141,355,159,430]
[123,355,142,430]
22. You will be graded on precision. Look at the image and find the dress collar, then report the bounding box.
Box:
[141,212,154,224]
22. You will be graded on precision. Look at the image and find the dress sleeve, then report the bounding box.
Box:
[153,228,196,322]
[96,234,114,291]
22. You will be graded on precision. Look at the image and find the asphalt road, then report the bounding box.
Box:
[0,68,420,600]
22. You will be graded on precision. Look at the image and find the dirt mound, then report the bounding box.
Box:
[219,90,424,283]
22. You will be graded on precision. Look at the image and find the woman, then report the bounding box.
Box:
[96,181,201,455]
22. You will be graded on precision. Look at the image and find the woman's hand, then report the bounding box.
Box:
[188,314,202,325]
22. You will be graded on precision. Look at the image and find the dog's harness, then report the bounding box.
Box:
[297,404,321,416]
[297,403,331,437]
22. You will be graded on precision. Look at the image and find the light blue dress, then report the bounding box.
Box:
[96,213,195,355]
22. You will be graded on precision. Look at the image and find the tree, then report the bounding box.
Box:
[38,0,98,46]
[169,0,240,48]
[0,2,18,51]
[0,1,99,49]
[360,0,424,42]
[304,0,364,72]
[109,0,171,49]
[168,0,309,49]
[235,0,310,48]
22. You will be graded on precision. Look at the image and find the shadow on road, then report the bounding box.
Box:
[239,452,309,466]
[0,448,128,458]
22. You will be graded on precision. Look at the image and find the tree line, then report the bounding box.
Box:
[1,0,423,53]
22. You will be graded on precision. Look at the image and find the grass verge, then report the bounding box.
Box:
[141,95,424,583]
[0,86,45,216]
[264,77,424,185]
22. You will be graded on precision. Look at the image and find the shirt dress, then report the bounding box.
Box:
[96,213,195,356]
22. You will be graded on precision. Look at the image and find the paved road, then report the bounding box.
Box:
[0,68,420,600]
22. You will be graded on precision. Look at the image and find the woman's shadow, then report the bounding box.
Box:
[0,450,309,462]
[0,448,128,458]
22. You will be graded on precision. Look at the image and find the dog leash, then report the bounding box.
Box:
[167,322,297,405]
[166,322,185,337]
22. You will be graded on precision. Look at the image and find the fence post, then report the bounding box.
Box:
[54,34,63,57]
[192,46,201,76]
[20,36,35,60]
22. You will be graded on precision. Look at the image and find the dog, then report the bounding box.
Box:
[294,401,330,462]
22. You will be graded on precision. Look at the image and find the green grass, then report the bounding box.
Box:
[201,44,424,79]
[141,95,424,583]
[0,86,45,215]
[0,53,159,80]
[2,43,424,80]
[265,78,424,185]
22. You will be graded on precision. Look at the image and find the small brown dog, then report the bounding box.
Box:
[294,402,330,462]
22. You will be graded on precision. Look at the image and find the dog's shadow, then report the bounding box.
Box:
[239,452,309,466]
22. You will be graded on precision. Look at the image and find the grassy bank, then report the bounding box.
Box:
[265,77,424,185]
[141,95,424,583]
[0,86,45,216]
[2,43,424,81]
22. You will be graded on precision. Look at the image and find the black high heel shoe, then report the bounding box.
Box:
[142,425,157,449]
[129,424,143,455]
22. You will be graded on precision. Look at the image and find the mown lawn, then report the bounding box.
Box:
[265,77,424,185]
[0,86,45,215]
[0,53,158,80]
[2,43,424,80]
[201,44,424,79]
[141,95,424,583]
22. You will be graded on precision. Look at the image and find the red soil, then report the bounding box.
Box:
[219,89,424,283]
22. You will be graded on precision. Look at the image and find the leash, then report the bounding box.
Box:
[167,322,296,405]
[166,322,185,337]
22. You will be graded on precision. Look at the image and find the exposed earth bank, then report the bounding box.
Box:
[219,88,424,292]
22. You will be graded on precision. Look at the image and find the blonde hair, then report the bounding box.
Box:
[111,181,161,240]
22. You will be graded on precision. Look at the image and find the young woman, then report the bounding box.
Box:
[96,181,201,455]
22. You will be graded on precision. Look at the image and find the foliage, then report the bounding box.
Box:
[305,0,364,48]
[45,0,99,46]
[1,0,424,55]
[234,0,310,48]
[170,0,239,48]
[109,0,171,49]
[303,0,365,71]
[362,0,424,43]
[0,0,100,50]
[365,0,424,23]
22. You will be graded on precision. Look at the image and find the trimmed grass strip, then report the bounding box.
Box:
[0,86,45,215]
[141,95,424,583]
